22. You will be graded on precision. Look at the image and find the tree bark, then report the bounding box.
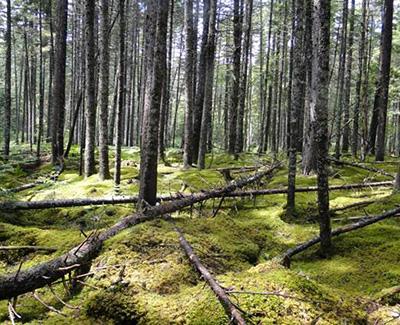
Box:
[51,0,68,165]
[374,0,394,161]
[3,0,12,160]
[139,0,169,206]
[183,0,196,168]
[313,0,332,256]
[99,0,111,180]
[175,226,246,324]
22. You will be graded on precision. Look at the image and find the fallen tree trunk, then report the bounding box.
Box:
[328,157,395,179]
[175,225,246,324]
[0,180,392,211]
[3,163,64,194]
[281,205,400,267]
[0,163,279,300]
[0,246,57,253]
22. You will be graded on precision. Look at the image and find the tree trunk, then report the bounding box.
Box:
[228,0,242,154]
[374,0,394,161]
[114,0,126,187]
[51,0,68,165]
[314,0,332,256]
[99,0,111,180]
[183,0,196,168]
[3,0,12,160]
[197,0,217,169]
[287,0,305,216]
[84,0,97,177]
[139,0,169,206]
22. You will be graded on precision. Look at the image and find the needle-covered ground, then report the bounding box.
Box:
[0,146,399,324]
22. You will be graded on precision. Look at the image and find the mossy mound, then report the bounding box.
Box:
[0,149,399,323]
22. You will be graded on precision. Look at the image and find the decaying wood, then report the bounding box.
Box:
[0,164,279,300]
[174,225,247,324]
[281,205,400,267]
[0,180,392,211]
[0,246,57,253]
[328,157,395,179]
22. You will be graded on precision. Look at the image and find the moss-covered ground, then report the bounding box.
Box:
[0,146,399,324]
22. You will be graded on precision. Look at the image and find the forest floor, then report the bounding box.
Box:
[0,145,399,324]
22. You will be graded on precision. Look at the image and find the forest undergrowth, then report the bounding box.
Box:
[0,145,399,324]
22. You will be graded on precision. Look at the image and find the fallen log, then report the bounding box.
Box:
[0,163,280,300]
[0,246,57,253]
[0,180,392,211]
[328,157,395,179]
[3,162,64,194]
[281,205,400,267]
[175,225,246,324]
[332,213,400,222]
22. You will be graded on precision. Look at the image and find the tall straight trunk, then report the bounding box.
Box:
[374,0,394,161]
[3,0,12,159]
[259,0,274,153]
[84,0,97,177]
[99,0,111,180]
[342,0,354,153]
[139,0,169,206]
[37,2,45,158]
[51,0,68,164]
[46,0,54,142]
[197,0,217,169]
[114,0,126,187]
[314,0,331,255]
[334,0,348,160]
[352,0,367,157]
[192,0,210,162]
[301,0,316,174]
[235,0,253,154]
[228,0,242,154]
[287,0,304,216]
[183,0,196,167]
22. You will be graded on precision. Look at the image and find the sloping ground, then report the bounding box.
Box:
[0,148,399,324]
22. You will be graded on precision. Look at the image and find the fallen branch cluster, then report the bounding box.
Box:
[0,181,392,211]
[329,157,395,179]
[0,163,280,300]
[281,205,400,267]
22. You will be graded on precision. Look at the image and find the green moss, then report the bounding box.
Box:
[1,150,399,323]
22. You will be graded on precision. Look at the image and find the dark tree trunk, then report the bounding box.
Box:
[197,0,217,169]
[84,0,97,177]
[333,0,348,160]
[114,0,126,187]
[3,0,12,160]
[139,0,169,206]
[235,0,253,154]
[287,0,305,216]
[51,0,68,165]
[314,0,332,256]
[37,2,45,159]
[183,0,196,168]
[228,0,242,154]
[192,0,210,162]
[374,0,394,161]
[98,0,111,180]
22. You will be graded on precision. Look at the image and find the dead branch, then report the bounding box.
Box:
[174,225,247,325]
[328,157,395,179]
[226,290,306,302]
[281,205,400,267]
[0,246,57,253]
[0,180,392,211]
[0,163,280,300]
[32,291,66,315]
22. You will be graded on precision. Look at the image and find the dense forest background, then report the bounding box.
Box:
[0,0,399,323]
